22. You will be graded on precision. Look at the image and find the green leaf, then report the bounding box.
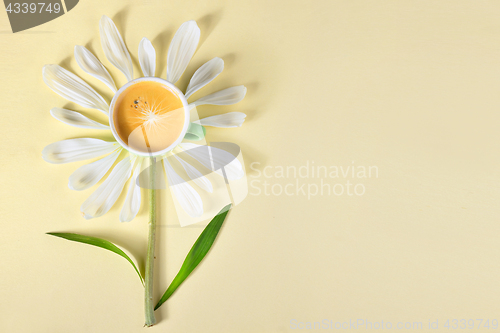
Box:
[46,232,144,286]
[184,122,206,141]
[155,204,231,310]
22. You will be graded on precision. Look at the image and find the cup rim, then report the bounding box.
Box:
[108,77,190,157]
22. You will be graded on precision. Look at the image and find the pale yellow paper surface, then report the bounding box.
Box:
[1,0,500,332]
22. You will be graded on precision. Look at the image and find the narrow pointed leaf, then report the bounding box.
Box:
[155,204,231,310]
[46,232,144,286]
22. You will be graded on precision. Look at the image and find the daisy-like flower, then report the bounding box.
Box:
[42,16,247,222]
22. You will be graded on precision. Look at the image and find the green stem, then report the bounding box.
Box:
[144,157,157,327]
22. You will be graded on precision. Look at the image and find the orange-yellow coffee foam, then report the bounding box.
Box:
[112,81,185,153]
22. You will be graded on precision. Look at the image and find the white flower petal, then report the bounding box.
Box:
[180,143,244,180]
[198,112,246,128]
[68,149,121,191]
[74,45,117,92]
[120,158,143,222]
[42,138,118,164]
[163,158,203,217]
[167,20,200,83]
[50,107,109,130]
[99,15,134,82]
[42,64,109,113]
[185,57,224,99]
[191,85,247,107]
[173,154,213,193]
[138,37,156,77]
[81,156,133,219]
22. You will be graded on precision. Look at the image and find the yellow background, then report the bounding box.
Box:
[1,0,500,332]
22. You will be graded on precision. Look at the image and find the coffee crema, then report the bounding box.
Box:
[112,80,186,153]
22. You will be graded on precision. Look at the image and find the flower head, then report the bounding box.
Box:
[43,16,247,223]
